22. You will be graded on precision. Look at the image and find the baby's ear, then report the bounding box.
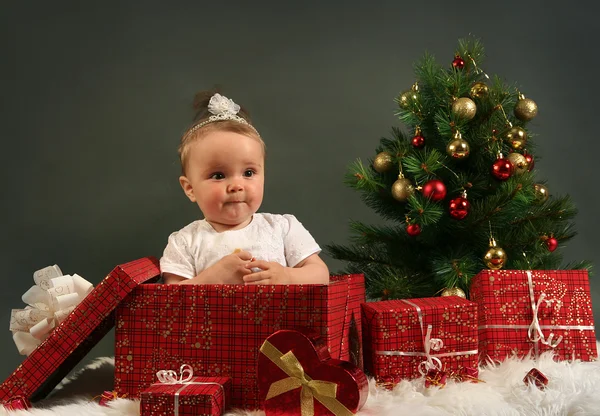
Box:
[179,176,196,202]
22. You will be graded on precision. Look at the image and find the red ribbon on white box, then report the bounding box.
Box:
[376,299,478,375]
[9,265,93,355]
[155,364,224,416]
[478,271,595,358]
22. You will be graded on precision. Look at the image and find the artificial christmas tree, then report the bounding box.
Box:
[327,37,590,301]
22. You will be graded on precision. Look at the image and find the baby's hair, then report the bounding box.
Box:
[178,89,265,175]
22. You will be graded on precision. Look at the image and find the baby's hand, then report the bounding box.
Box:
[242,260,292,285]
[204,250,253,284]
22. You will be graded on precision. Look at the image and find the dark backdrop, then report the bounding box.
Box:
[2,1,598,382]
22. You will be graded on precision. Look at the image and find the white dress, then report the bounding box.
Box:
[159,213,321,279]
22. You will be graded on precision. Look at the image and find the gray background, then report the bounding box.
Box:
[2,1,598,383]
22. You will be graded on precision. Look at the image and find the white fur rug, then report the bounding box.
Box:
[4,345,600,416]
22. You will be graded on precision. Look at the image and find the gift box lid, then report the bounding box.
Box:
[0,256,160,402]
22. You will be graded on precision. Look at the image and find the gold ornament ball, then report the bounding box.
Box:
[514,98,538,121]
[398,90,418,109]
[507,153,528,175]
[441,287,466,298]
[391,178,415,202]
[373,152,394,173]
[505,126,528,150]
[469,82,489,99]
[484,246,507,270]
[446,138,471,159]
[534,184,550,203]
[452,97,477,120]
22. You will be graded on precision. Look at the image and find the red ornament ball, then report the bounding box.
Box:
[406,223,422,236]
[449,196,470,219]
[491,157,514,181]
[546,237,558,252]
[422,179,447,201]
[523,152,534,171]
[452,55,465,69]
[411,133,425,148]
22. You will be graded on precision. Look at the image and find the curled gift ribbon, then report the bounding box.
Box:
[403,299,444,376]
[156,364,194,384]
[526,271,563,351]
[9,265,93,355]
[418,325,444,375]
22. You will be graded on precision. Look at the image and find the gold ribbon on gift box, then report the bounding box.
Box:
[260,340,355,416]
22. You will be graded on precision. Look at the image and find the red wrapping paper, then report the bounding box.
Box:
[424,369,447,388]
[141,376,230,416]
[258,329,368,415]
[2,395,31,411]
[523,368,548,390]
[470,270,597,363]
[0,257,159,403]
[114,274,365,410]
[361,296,479,387]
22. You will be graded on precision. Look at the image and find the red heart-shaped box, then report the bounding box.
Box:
[258,329,368,415]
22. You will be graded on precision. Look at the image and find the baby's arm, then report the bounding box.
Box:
[163,250,253,285]
[288,253,329,284]
[243,253,330,285]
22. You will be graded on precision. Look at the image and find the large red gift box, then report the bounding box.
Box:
[361,296,479,386]
[140,370,231,416]
[470,269,597,362]
[0,257,159,402]
[114,274,365,410]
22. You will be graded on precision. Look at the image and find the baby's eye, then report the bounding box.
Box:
[244,169,255,177]
[210,172,225,180]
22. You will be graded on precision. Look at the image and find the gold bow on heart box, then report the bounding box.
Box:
[258,329,368,416]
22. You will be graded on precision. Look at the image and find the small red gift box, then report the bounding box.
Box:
[2,395,31,411]
[114,274,365,410]
[470,270,597,362]
[361,296,479,387]
[140,365,230,416]
[258,329,368,415]
[0,257,159,403]
[523,368,548,390]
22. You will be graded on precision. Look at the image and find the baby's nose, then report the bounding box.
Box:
[227,182,243,192]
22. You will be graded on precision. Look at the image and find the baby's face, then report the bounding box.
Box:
[181,131,264,232]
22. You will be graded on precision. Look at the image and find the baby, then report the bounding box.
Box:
[160,91,329,285]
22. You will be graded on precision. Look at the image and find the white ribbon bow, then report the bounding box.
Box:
[528,292,563,348]
[418,325,444,375]
[400,299,444,376]
[9,265,93,355]
[526,271,563,349]
[156,364,194,384]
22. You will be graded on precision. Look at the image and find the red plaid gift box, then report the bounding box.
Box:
[141,365,230,416]
[114,274,365,410]
[470,269,597,362]
[523,368,548,390]
[1,395,31,411]
[0,257,159,403]
[361,296,478,386]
